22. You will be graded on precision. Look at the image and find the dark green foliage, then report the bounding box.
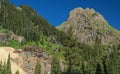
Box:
[95,63,102,74]
[0,1,120,74]
[62,28,120,74]
[6,54,12,74]
[62,27,77,48]
[34,59,41,74]
[105,44,120,74]
[0,61,6,74]
[0,54,21,74]
[0,54,18,74]
[0,0,66,44]
[63,27,82,74]
[51,57,61,74]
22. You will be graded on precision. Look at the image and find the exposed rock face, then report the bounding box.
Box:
[18,50,52,74]
[0,47,52,74]
[0,31,24,43]
[58,7,120,45]
[0,33,8,43]
[0,47,27,74]
[10,33,24,43]
[14,46,52,74]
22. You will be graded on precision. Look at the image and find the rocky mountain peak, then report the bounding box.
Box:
[68,7,106,26]
[57,7,120,45]
[69,8,95,20]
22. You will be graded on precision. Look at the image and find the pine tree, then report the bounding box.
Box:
[63,27,82,74]
[34,59,41,74]
[51,57,61,74]
[93,35,104,74]
[106,44,120,74]
[6,54,12,74]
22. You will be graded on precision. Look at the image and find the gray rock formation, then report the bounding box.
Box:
[58,7,120,45]
[13,47,52,74]
[0,33,8,43]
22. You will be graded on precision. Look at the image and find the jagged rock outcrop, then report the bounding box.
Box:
[57,7,120,45]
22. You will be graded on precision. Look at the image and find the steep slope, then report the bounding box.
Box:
[58,8,120,45]
[0,1,66,73]
[0,0,66,43]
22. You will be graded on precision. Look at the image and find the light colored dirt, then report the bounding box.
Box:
[0,47,27,74]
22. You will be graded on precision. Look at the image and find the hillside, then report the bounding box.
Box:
[0,0,65,73]
[57,8,120,45]
[0,0,66,43]
[0,0,120,74]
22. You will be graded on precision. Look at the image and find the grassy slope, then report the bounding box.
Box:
[0,30,65,60]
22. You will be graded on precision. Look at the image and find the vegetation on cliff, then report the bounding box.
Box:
[0,0,120,74]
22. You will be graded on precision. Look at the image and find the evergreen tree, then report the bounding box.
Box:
[34,59,41,74]
[93,35,104,74]
[0,54,12,74]
[51,57,61,74]
[6,54,12,74]
[63,27,82,74]
[106,44,120,74]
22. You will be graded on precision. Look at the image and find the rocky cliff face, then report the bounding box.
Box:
[0,47,52,74]
[0,47,27,74]
[58,8,120,45]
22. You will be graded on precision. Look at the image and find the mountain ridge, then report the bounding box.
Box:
[0,0,120,74]
[57,7,120,45]
[0,0,67,44]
